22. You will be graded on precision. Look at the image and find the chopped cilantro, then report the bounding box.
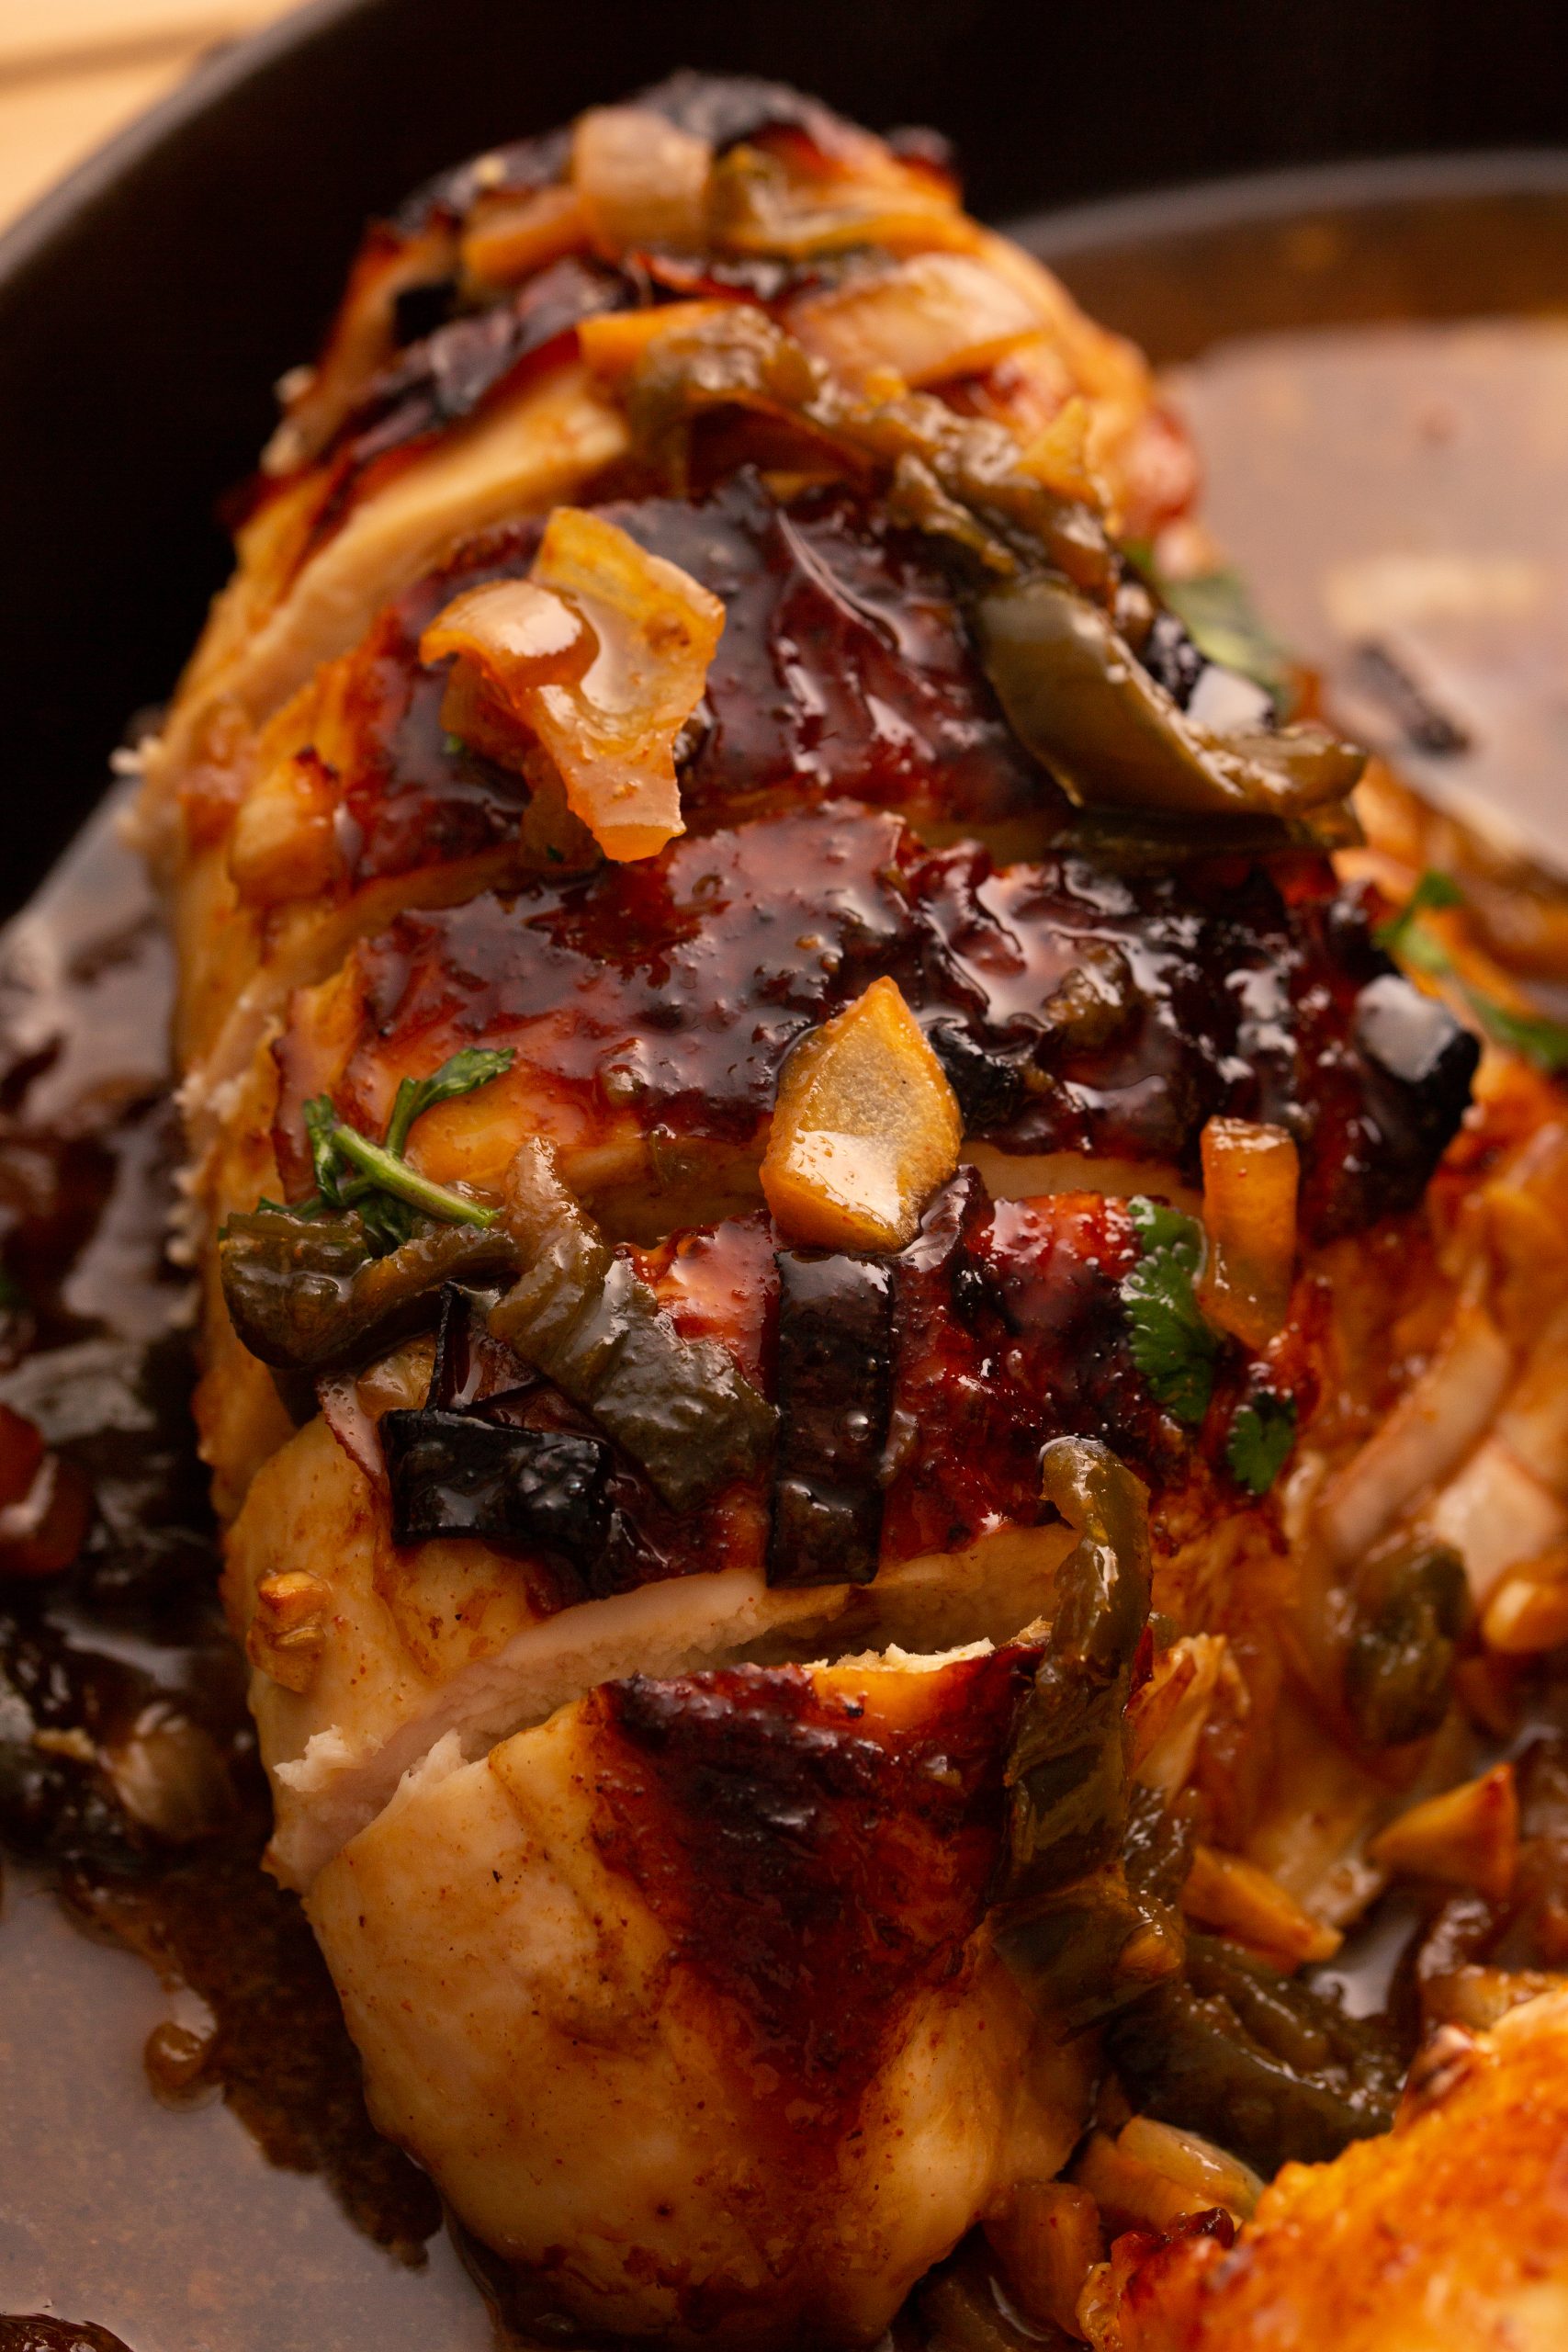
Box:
[442,731,467,757]
[1226,1394,1298,1496]
[383,1046,514,1158]
[1375,870,1568,1074]
[1122,1196,1217,1426]
[289,1048,515,1251]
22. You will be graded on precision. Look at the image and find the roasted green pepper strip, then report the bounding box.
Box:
[625,305,1118,602]
[1107,1930,1404,2174]
[626,310,1363,831]
[220,1207,518,1374]
[975,574,1366,821]
[1344,1537,1471,1748]
[995,1439,1183,2030]
[491,1140,777,1512]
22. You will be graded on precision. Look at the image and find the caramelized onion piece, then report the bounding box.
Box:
[1179,1844,1342,1969]
[761,977,962,1251]
[1198,1116,1300,1349]
[707,133,972,259]
[571,105,711,257]
[1368,1762,1520,1902]
[492,1139,775,1510]
[424,507,725,862]
[422,574,594,695]
[460,181,588,291]
[995,1440,1182,2031]
[788,253,1043,390]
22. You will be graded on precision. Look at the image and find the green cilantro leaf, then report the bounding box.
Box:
[1375,870,1568,1073]
[1122,1196,1218,1426]
[303,1093,347,1206]
[384,1046,517,1159]
[1226,1394,1298,1496]
[292,1048,516,1252]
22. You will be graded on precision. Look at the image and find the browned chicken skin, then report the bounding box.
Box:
[143,66,1568,2351]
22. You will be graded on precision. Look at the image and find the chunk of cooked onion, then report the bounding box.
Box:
[421,508,726,862]
[761,977,963,1250]
[787,252,1043,390]
[571,106,711,257]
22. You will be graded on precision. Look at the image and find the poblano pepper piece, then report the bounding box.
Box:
[491,1139,777,1512]
[220,1208,518,1374]
[975,573,1365,822]
[994,1438,1184,2031]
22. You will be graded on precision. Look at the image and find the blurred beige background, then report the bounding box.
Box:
[0,0,299,229]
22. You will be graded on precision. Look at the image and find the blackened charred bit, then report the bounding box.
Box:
[0,2319,138,2352]
[767,1252,894,1587]
[390,276,460,347]
[1138,609,1207,709]
[426,1283,528,1411]
[925,1019,1025,1132]
[381,1408,611,1562]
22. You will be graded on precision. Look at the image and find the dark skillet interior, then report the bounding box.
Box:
[2,0,1568,910]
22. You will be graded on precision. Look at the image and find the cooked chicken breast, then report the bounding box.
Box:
[151,66,1568,2350]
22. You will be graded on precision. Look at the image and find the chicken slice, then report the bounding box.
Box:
[307,1645,1094,2347]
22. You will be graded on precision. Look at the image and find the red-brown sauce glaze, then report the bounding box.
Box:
[285,802,1469,1245]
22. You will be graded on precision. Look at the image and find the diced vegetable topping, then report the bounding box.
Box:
[975,573,1363,822]
[381,1408,613,1563]
[1344,1537,1470,1747]
[219,1209,518,1374]
[761,977,963,1251]
[422,507,726,862]
[1199,1116,1300,1351]
[996,1439,1183,2031]
[1107,1930,1403,2175]
[767,1250,894,1587]
[491,1139,775,1510]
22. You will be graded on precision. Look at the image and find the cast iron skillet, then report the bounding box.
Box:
[3,0,1568,907]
